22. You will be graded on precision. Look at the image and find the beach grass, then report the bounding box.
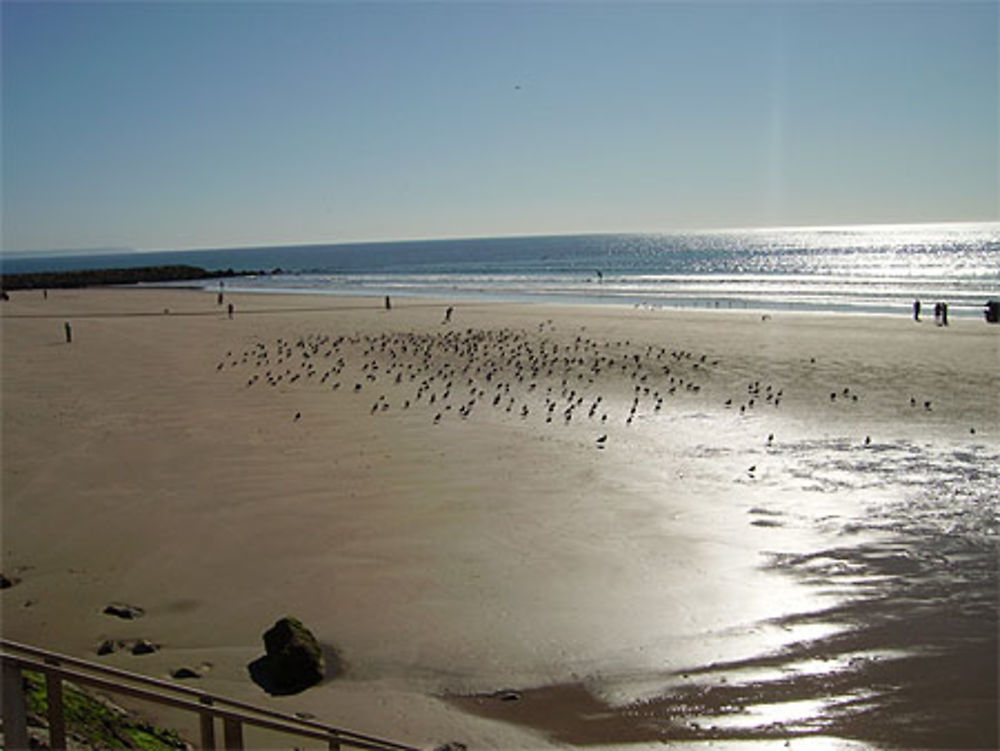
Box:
[21,670,187,750]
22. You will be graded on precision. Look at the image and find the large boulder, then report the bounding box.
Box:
[261,617,324,693]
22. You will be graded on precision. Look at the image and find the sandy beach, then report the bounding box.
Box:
[2,288,997,750]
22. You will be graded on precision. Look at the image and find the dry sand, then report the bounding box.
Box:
[2,288,997,749]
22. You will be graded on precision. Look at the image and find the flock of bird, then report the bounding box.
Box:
[216,325,742,442]
[215,322,951,452]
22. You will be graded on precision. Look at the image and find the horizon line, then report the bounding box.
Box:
[3,218,998,257]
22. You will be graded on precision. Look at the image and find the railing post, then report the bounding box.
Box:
[198,696,216,750]
[223,715,244,750]
[2,659,30,751]
[43,660,67,751]
[328,730,342,750]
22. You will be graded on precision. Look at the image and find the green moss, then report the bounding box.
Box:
[22,670,187,750]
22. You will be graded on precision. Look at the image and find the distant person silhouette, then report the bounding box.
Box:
[444,306,454,323]
[227,302,234,319]
[913,299,921,321]
[385,295,391,311]
[64,322,72,343]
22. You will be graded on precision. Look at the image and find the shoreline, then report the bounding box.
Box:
[3,288,997,749]
[7,282,997,324]
[144,281,1000,320]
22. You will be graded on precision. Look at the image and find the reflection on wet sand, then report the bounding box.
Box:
[452,441,999,749]
[455,544,996,747]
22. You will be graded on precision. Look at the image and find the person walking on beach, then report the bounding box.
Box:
[913,299,921,321]
[444,306,454,324]
[64,321,72,343]
[385,295,392,311]
[941,302,949,326]
[934,302,943,326]
[227,302,234,319]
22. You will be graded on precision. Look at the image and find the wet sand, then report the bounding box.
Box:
[2,288,997,749]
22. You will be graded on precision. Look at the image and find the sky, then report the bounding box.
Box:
[2,1,997,252]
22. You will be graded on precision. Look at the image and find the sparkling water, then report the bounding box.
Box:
[5,222,998,317]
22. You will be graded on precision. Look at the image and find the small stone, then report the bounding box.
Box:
[96,640,118,656]
[171,667,200,679]
[131,639,158,655]
[104,603,144,620]
[435,744,467,751]
[0,573,18,589]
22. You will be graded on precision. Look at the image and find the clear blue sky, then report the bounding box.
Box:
[2,1,997,252]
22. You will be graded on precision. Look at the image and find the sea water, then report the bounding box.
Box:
[4,222,999,317]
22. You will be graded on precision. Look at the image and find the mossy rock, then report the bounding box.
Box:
[261,617,324,693]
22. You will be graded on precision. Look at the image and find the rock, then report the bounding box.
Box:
[96,640,119,656]
[261,616,324,693]
[131,639,158,656]
[0,573,18,589]
[171,667,200,680]
[435,744,468,751]
[103,603,144,619]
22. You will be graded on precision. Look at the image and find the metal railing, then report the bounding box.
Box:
[1,639,424,751]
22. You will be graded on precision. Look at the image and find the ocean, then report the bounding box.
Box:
[4,222,999,318]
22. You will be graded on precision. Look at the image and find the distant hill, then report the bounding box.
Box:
[0,264,242,290]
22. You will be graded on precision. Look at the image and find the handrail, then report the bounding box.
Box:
[1,639,424,751]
